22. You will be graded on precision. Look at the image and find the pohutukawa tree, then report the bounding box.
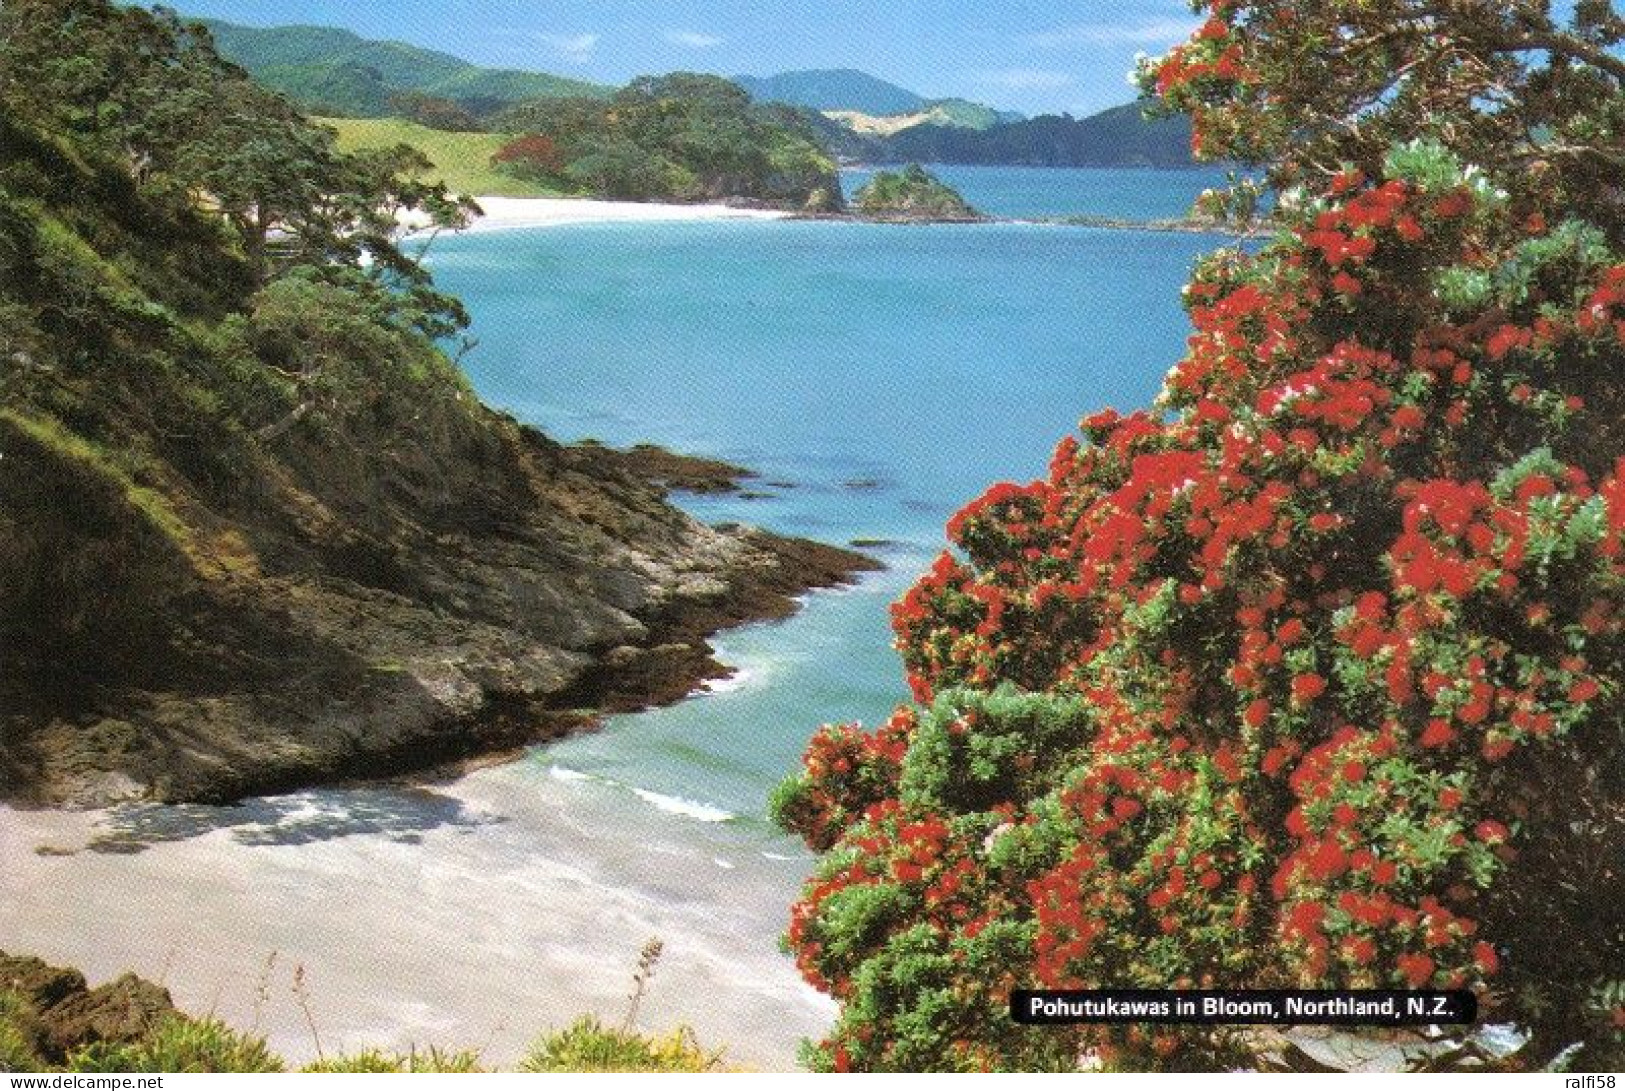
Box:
[773,0,1625,1072]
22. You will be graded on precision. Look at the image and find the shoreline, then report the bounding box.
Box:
[434,195,1259,238]
[405,196,793,236]
[1,761,837,1070]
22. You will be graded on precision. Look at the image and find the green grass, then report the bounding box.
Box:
[0,992,43,1073]
[303,1046,484,1072]
[0,409,195,554]
[520,1017,725,1073]
[315,117,574,198]
[66,1016,285,1074]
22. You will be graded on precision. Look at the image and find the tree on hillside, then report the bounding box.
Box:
[489,74,841,208]
[490,134,566,183]
[387,91,482,133]
[0,0,475,327]
[775,0,1625,1073]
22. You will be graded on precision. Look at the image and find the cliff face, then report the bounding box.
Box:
[0,400,872,807]
[0,110,874,808]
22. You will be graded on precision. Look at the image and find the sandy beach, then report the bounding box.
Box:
[0,759,834,1070]
[403,196,793,235]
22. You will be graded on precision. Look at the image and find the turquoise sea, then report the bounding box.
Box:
[430,166,1225,830]
[2,167,1235,1066]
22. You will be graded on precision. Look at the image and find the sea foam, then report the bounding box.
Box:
[631,788,736,823]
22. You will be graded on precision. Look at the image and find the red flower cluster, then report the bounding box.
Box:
[778,145,1625,1071]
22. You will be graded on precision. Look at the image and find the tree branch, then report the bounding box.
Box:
[1501,29,1625,83]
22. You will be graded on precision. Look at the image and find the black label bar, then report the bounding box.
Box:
[1011,989,1477,1026]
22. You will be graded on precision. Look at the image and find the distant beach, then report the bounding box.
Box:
[402,196,793,235]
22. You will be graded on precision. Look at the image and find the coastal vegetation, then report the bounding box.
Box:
[0,951,721,1073]
[831,103,1197,169]
[487,75,842,208]
[852,164,983,222]
[777,0,1625,1073]
[326,78,845,209]
[319,117,568,197]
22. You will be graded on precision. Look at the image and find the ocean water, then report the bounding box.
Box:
[2,170,1229,1068]
[439,215,1219,821]
[840,163,1237,220]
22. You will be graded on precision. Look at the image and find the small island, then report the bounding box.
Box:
[851,164,984,222]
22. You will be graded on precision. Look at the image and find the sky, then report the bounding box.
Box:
[166,0,1207,117]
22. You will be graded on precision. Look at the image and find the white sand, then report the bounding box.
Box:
[402,196,792,236]
[0,763,833,1071]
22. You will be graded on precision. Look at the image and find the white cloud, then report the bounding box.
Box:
[535,32,598,62]
[665,29,723,48]
[975,68,1076,90]
[1029,16,1201,48]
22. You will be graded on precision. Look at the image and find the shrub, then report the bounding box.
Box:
[0,992,43,1073]
[490,133,565,181]
[66,1015,285,1073]
[303,1046,483,1072]
[519,1016,724,1073]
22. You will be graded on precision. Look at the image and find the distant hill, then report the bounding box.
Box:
[197,18,608,117]
[734,69,1019,142]
[871,103,1196,169]
[734,68,928,116]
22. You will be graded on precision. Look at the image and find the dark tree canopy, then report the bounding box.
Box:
[488,74,843,209]
[0,0,476,335]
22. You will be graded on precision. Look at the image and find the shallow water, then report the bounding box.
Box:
[3,169,1224,1068]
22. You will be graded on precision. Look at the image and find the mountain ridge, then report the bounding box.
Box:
[196,16,608,117]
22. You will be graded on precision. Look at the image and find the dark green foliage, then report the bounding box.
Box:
[0,0,479,705]
[854,165,981,220]
[388,91,482,133]
[900,688,1092,813]
[493,74,842,209]
[0,993,44,1073]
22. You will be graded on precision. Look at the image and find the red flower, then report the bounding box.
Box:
[1293,673,1328,702]
[1288,900,1326,935]
[1420,720,1456,748]
[1398,952,1436,987]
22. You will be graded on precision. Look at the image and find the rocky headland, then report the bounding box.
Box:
[0,406,876,808]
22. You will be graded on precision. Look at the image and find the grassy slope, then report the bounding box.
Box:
[315,118,572,197]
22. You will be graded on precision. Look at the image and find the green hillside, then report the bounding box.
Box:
[922,98,1007,130]
[197,17,608,117]
[317,118,573,197]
